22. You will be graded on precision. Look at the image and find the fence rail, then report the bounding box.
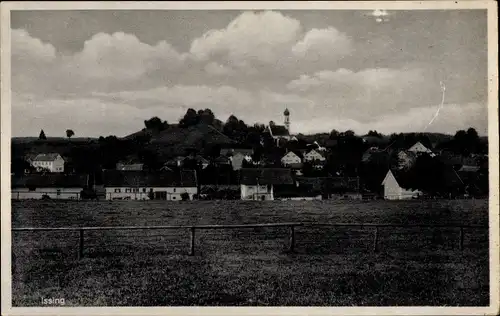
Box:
[12,222,488,260]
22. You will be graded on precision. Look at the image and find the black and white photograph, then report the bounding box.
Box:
[1,1,498,315]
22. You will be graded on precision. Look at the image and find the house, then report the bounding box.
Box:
[303,149,326,162]
[221,148,254,170]
[381,169,421,200]
[102,170,198,201]
[239,168,294,200]
[164,156,187,167]
[116,163,144,171]
[31,153,65,173]
[214,155,231,166]
[11,174,88,200]
[281,151,302,166]
[408,142,436,157]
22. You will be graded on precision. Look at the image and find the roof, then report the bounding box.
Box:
[239,168,294,185]
[220,148,254,156]
[33,153,63,162]
[116,163,144,171]
[11,174,88,188]
[269,125,290,137]
[283,150,304,159]
[459,165,480,173]
[102,170,197,187]
[383,169,418,189]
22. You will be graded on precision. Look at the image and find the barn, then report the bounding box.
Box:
[11,174,89,200]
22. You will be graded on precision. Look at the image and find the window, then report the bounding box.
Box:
[56,189,61,196]
[142,188,147,193]
[133,188,139,193]
[125,188,131,193]
[173,188,176,193]
[28,187,36,192]
[114,188,121,193]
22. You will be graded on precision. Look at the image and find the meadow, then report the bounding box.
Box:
[11,199,489,306]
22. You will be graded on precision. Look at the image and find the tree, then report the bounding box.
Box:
[66,129,75,140]
[39,129,47,140]
[179,108,199,127]
[329,129,339,139]
[144,117,168,132]
[198,108,215,125]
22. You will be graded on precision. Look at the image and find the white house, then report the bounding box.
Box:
[102,170,198,201]
[31,153,65,173]
[381,169,421,200]
[240,168,294,200]
[304,149,326,162]
[408,142,436,157]
[281,151,302,166]
[11,174,88,200]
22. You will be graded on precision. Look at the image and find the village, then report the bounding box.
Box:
[11,108,488,202]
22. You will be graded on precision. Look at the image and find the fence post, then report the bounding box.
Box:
[459,227,464,251]
[189,227,195,256]
[373,226,379,252]
[78,229,84,260]
[288,225,295,253]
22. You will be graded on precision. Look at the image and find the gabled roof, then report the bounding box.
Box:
[305,148,324,157]
[382,169,417,190]
[102,170,197,187]
[239,168,294,185]
[11,174,88,188]
[33,153,63,162]
[269,125,290,137]
[282,150,303,160]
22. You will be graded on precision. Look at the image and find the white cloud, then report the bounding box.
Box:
[291,27,353,62]
[204,62,235,76]
[189,11,302,65]
[11,29,57,64]
[69,32,185,80]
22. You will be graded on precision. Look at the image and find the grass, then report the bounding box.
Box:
[11,199,489,306]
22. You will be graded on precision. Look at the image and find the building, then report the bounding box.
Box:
[281,151,302,166]
[11,174,88,200]
[408,141,436,157]
[240,168,294,200]
[381,169,421,200]
[102,170,198,201]
[221,148,254,170]
[31,153,65,173]
[266,108,297,145]
[303,149,326,162]
[116,163,144,171]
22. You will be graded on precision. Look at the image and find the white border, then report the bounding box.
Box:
[1,1,498,316]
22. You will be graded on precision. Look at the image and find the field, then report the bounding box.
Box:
[11,199,489,306]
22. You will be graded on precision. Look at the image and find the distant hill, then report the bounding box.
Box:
[12,137,97,144]
[124,123,236,157]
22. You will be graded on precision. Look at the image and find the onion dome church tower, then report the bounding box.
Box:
[284,108,290,133]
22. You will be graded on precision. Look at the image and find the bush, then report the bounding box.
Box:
[180,192,190,201]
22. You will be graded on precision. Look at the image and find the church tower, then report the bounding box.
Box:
[284,108,290,133]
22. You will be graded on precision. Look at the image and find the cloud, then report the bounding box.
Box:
[291,27,353,63]
[11,29,186,95]
[11,29,57,64]
[68,32,185,80]
[189,11,352,75]
[370,9,390,17]
[189,11,302,65]
[204,62,236,76]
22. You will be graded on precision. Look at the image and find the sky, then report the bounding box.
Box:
[10,9,488,138]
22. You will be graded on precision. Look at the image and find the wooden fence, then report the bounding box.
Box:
[12,222,488,260]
